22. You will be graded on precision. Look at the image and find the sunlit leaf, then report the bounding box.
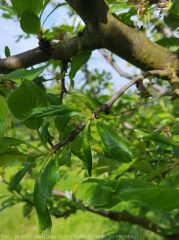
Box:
[69,51,92,80]
[3,65,47,83]
[4,46,10,57]
[20,12,41,34]
[24,105,78,121]
[11,0,43,14]
[8,80,48,120]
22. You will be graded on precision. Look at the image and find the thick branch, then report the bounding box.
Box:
[111,17,177,74]
[86,207,162,235]
[66,0,179,78]
[0,32,97,72]
[0,0,178,91]
[86,207,179,240]
[52,189,176,239]
[66,0,109,26]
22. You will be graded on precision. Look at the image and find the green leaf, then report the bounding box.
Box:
[20,12,41,34]
[69,51,92,80]
[4,46,10,57]
[0,197,17,212]
[82,123,92,177]
[173,99,179,118]
[82,181,112,207]
[0,137,23,153]
[96,122,133,162]
[57,145,71,166]
[173,146,179,158]
[3,65,47,83]
[8,80,48,121]
[169,0,179,17]
[0,95,10,138]
[33,158,59,232]
[23,203,33,218]
[9,163,31,190]
[24,105,78,121]
[0,149,27,167]
[70,92,101,111]
[11,0,43,14]
[55,111,79,133]
[110,2,133,14]
[164,0,179,29]
[135,129,179,147]
[156,37,179,52]
[71,135,84,160]
[116,179,179,211]
[164,14,179,29]
[38,122,53,147]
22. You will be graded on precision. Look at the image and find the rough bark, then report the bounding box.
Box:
[0,0,178,92]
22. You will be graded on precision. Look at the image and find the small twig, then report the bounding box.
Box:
[52,76,142,151]
[51,73,163,151]
[52,190,66,197]
[105,75,143,106]
[51,74,147,151]
[93,75,143,118]
[99,49,132,79]
[99,50,174,98]
[52,123,85,151]
[152,84,170,97]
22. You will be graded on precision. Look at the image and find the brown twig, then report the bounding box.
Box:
[52,75,142,151]
[105,75,143,106]
[52,123,85,151]
[52,75,143,151]
[99,49,175,98]
[99,49,132,79]
[93,75,143,117]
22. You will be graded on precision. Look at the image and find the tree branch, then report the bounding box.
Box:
[86,206,162,235]
[52,189,179,239]
[93,75,143,117]
[0,32,97,72]
[0,0,178,94]
[66,0,178,74]
[52,123,85,151]
[99,49,132,79]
